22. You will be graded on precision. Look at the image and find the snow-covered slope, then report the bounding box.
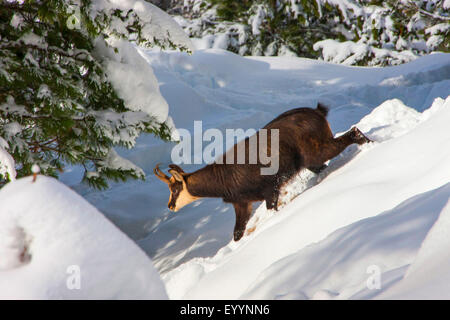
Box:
[378,197,450,300]
[0,137,15,182]
[0,176,167,299]
[51,49,450,299]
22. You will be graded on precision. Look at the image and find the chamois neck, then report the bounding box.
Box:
[185,164,227,198]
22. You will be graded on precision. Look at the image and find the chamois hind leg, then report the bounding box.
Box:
[232,202,253,241]
[264,174,288,211]
[265,190,279,211]
[266,171,301,211]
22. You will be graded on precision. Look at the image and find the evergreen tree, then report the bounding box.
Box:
[0,0,189,188]
[174,0,449,65]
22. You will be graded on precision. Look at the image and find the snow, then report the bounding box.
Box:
[425,23,450,36]
[10,13,23,29]
[174,0,446,63]
[2,43,450,299]
[94,38,170,126]
[0,222,29,271]
[445,0,450,9]
[0,95,28,116]
[313,39,418,66]
[19,32,46,47]
[249,5,266,36]
[0,138,16,181]
[101,149,145,179]
[244,183,450,300]
[87,0,195,142]
[31,164,40,174]
[324,0,364,19]
[56,48,449,300]
[0,176,167,299]
[91,0,193,52]
[377,198,450,299]
[211,33,229,50]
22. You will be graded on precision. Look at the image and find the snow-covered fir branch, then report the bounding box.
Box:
[162,0,449,66]
[0,0,192,188]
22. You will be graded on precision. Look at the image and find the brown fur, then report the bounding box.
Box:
[155,103,371,241]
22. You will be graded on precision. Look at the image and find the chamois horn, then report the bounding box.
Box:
[154,163,170,184]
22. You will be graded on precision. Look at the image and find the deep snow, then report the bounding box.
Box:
[2,47,449,299]
[0,176,167,299]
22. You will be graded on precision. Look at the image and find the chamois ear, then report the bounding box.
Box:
[168,164,185,174]
[169,169,184,182]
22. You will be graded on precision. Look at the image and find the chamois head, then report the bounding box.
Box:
[153,163,199,212]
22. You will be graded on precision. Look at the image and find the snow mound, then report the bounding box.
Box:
[355,97,447,142]
[355,98,422,141]
[0,176,167,299]
[244,183,450,300]
[379,198,450,299]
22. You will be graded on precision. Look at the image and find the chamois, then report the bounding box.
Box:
[154,103,371,241]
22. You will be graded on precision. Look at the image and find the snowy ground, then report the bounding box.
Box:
[3,48,449,299]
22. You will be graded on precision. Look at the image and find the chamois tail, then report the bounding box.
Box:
[316,103,329,118]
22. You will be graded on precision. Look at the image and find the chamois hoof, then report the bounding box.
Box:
[265,202,278,211]
[233,229,244,241]
[350,127,372,144]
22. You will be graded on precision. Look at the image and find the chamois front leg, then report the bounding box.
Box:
[232,202,252,241]
[320,127,372,162]
[349,127,372,145]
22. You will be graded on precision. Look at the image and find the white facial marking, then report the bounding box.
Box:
[174,187,199,211]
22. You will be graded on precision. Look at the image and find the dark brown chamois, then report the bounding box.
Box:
[154,103,371,241]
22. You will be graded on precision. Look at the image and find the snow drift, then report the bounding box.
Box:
[0,176,167,299]
[379,197,450,300]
